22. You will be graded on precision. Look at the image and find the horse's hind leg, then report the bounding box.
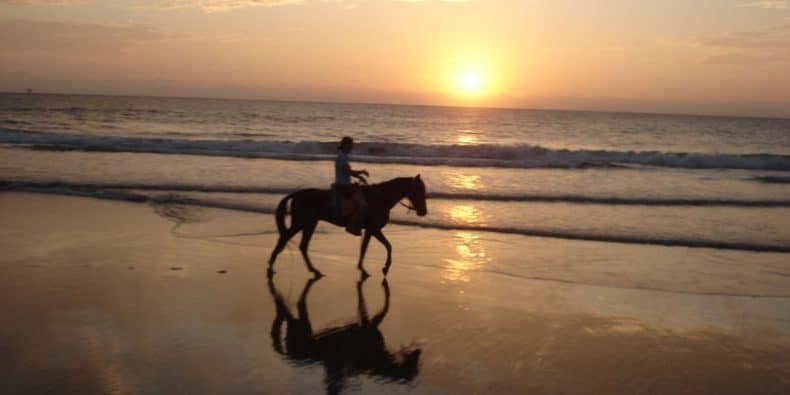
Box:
[357,230,372,278]
[268,226,301,277]
[299,220,322,278]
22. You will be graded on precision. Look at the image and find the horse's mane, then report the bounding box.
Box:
[360,176,413,190]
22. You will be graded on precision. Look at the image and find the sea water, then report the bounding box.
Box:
[1,93,789,253]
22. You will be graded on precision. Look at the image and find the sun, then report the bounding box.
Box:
[457,70,484,94]
[442,52,501,100]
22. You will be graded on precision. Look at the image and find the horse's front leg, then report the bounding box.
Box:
[357,230,372,278]
[372,229,392,275]
[299,221,322,278]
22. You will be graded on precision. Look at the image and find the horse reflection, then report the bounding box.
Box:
[268,276,421,395]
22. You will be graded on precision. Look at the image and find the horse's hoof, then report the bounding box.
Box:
[267,268,275,278]
[312,271,324,279]
[382,267,390,276]
[359,270,370,279]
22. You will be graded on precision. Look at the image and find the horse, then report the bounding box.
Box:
[267,175,427,278]
[268,275,421,395]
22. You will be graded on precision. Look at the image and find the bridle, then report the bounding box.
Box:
[400,179,423,213]
[399,200,416,212]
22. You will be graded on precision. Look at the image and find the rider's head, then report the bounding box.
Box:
[339,136,354,154]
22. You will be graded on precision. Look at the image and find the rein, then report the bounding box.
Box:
[399,200,416,212]
[368,177,421,213]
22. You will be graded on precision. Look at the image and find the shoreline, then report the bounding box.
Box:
[2,185,789,254]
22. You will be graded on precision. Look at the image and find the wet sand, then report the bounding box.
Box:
[1,192,789,394]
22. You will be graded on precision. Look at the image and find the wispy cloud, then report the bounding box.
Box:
[393,0,469,2]
[0,19,175,56]
[140,0,324,13]
[701,23,790,49]
[700,52,786,64]
[738,1,790,9]
[141,0,467,13]
[0,0,89,4]
[664,23,790,64]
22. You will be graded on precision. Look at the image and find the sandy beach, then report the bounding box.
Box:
[2,192,789,394]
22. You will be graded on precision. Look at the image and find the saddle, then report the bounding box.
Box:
[331,184,357,219]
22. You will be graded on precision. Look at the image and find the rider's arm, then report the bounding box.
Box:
[343,164,368,181]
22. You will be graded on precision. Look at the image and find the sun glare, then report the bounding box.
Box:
[458,70,483,93]
[441,50,504,101]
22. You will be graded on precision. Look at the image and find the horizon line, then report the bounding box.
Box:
[2,90,788,121]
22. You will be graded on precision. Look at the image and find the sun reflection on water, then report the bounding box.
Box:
[448,204,485,225]
[447,174,484,192]
[456,132,479,145]
[443,232,489,282]
[457,135,478,145]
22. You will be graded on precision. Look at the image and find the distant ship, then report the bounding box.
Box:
[26,88,33,95]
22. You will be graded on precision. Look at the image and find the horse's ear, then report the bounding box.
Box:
[416,174,421,179]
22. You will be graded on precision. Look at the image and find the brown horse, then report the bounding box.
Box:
[267,175,427,278]
[268,276,421,395]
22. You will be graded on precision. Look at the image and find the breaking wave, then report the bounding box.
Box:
[2,128,789,171]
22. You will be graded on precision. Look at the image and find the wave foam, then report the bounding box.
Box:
[3,128,790,171]
[3,182,789,253]
[3,180,789,207]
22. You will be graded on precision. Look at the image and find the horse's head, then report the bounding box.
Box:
[408,175,427,216]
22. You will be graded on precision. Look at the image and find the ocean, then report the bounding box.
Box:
[2,92,790,254]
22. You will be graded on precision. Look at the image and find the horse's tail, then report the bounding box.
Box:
[275,193,295,235]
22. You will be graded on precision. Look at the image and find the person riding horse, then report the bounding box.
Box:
[268,168,427,278]
[334,136,368,236]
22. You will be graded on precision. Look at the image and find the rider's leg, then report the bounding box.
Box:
[346,191,366,235]
[353,191,367,229]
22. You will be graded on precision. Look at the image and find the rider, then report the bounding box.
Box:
[335,136,369,235]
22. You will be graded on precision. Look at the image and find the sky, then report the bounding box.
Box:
[1,0,789,117]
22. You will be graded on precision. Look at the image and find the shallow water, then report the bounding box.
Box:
[1,93,789,262]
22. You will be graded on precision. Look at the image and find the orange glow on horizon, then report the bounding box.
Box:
[3,2,788,117]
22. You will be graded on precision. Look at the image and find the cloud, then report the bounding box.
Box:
[0,0,88,4]
[699,52,786,64]
[140,0,467,13]
[0,19,174,56]
[738,1,790,9]
[701,23,790,49]
[662,23,790,64]
[704,24,790,63]
[140,0,307,13]
[393,0,469,2]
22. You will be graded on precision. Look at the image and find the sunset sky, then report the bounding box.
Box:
[1,0,789,117]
